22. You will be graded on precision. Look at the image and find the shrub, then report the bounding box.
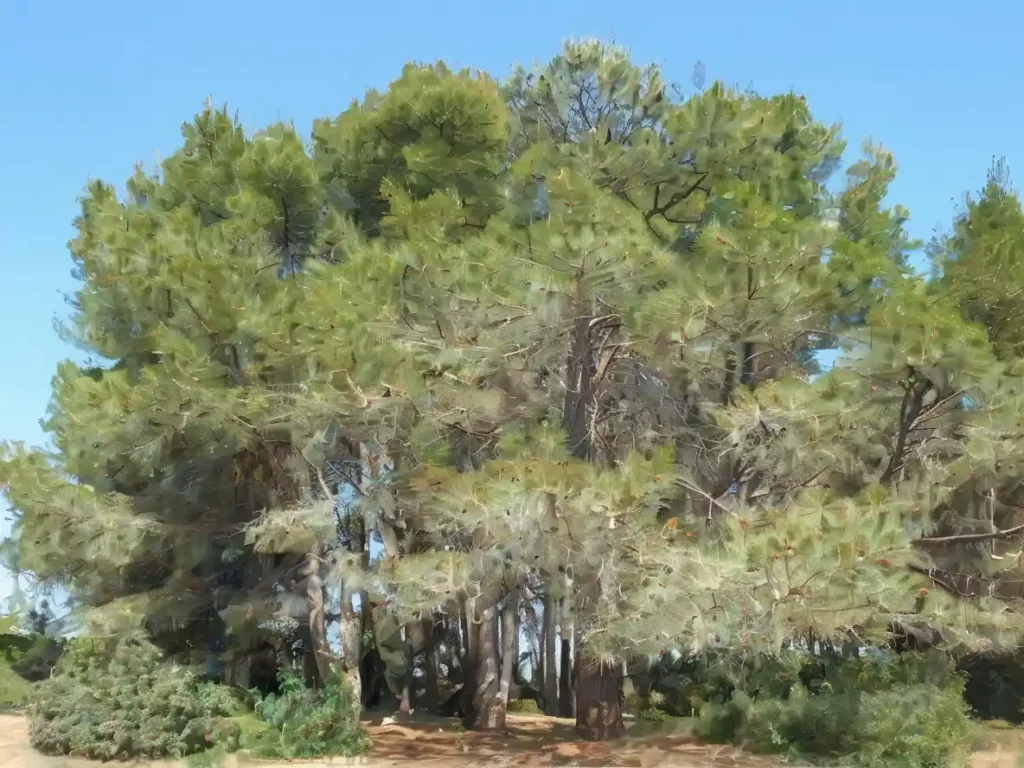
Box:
[853,683,974,768]
[0,659,31,711]
[238,667,368,759]
[507,697,541,714]
[28,638,240,761]
[635,706,670,722]
[10,635,65,682]
[0,619,59,712]
[692,651,975,768]
[0,631,33,662]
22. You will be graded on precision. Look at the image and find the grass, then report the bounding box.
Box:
[0,660,31,712]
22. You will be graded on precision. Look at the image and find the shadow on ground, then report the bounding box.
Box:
[2,713,1019,768]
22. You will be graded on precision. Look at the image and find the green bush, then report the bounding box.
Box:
[10,636,64,682]
[692,652,975,768]
[635,706,670,722]
[28,638,240,761]
[0,631,33,662]
[238,667,368,759]
[507,697,541,714]
[853,684,974,768]
[0,658,32,711]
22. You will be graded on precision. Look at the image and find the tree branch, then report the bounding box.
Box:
[915,523,1024,546]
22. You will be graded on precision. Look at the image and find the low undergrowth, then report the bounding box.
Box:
[0,659,31,712]
[231,667,368,760]
[28,638,240,761]
[688,651,976,768]
[28,639,369,763]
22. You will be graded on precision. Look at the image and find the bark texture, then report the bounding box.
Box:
[465,603,505,730]
[558,598,575,717]
[574,655,625,741]
[422,616,440,713]
[542,592,559,714]
[498,589,520,712]
[303,550,335,685]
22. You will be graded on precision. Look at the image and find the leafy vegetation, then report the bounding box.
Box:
[3,35,1024,765]
[28,639,239,761]
[507,697,542,715]
[236,668,368,759]
[0,612,49,712]
[682,651,975,767]
[0,658,31,712]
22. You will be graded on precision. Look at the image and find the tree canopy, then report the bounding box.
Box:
[4,39,1024,743]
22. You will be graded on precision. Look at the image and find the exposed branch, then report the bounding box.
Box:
[915,523,1024,546]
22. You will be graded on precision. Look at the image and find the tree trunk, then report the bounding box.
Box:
[400,626,414,714]
[511,607,523,685]
[561,291,622,738]
[372,603,412,714]
[558,598,574,718]
[338,514,367,702]
[422,616,440,713]
[465,603,505,731]
[462,599,475,679]
[574,654,625,741]
[498,588,519,710]
[338,594,362,700]
[303,550,335,685]
[536,609,545,690]
[542,592,559,714]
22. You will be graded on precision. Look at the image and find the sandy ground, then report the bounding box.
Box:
[0,712,1019,768]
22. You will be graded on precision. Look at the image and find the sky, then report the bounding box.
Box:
[1,0,1023,605]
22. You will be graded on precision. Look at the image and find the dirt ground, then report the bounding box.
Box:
[0,712,1019,768]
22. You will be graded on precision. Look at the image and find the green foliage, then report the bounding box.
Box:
[635,706,670,723]
[0,628,33,662]
[313,61,508,238]
[0,613,57,711]
[28,638,240,761]
[507,697,541,714]
[692,651,974,767]
[0,658,32,711]
[4,35,1024,753]
[934,158,1024,360]
[237,667,368,759]
[9,636,63,683]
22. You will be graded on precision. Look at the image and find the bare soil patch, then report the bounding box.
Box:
[1,712,1018,768]
[358,712,784,767]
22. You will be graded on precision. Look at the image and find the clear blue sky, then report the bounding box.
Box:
[2,0,1022,603]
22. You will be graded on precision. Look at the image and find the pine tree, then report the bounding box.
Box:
[935,158,1024,361]
[1,59,513,708]
[313,62,508,240]
[6,40,1024,752]
[371,41,931,738]
[0,106,356,685]
[909,160,1024,628]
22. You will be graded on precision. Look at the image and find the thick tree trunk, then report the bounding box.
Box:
[561,292,622,737]
[574,654,625,741]
[465,603,505,731]
[303,550,335,685]
[542,593,559,714]
[558,598,574,718]
[498,588,519,711]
